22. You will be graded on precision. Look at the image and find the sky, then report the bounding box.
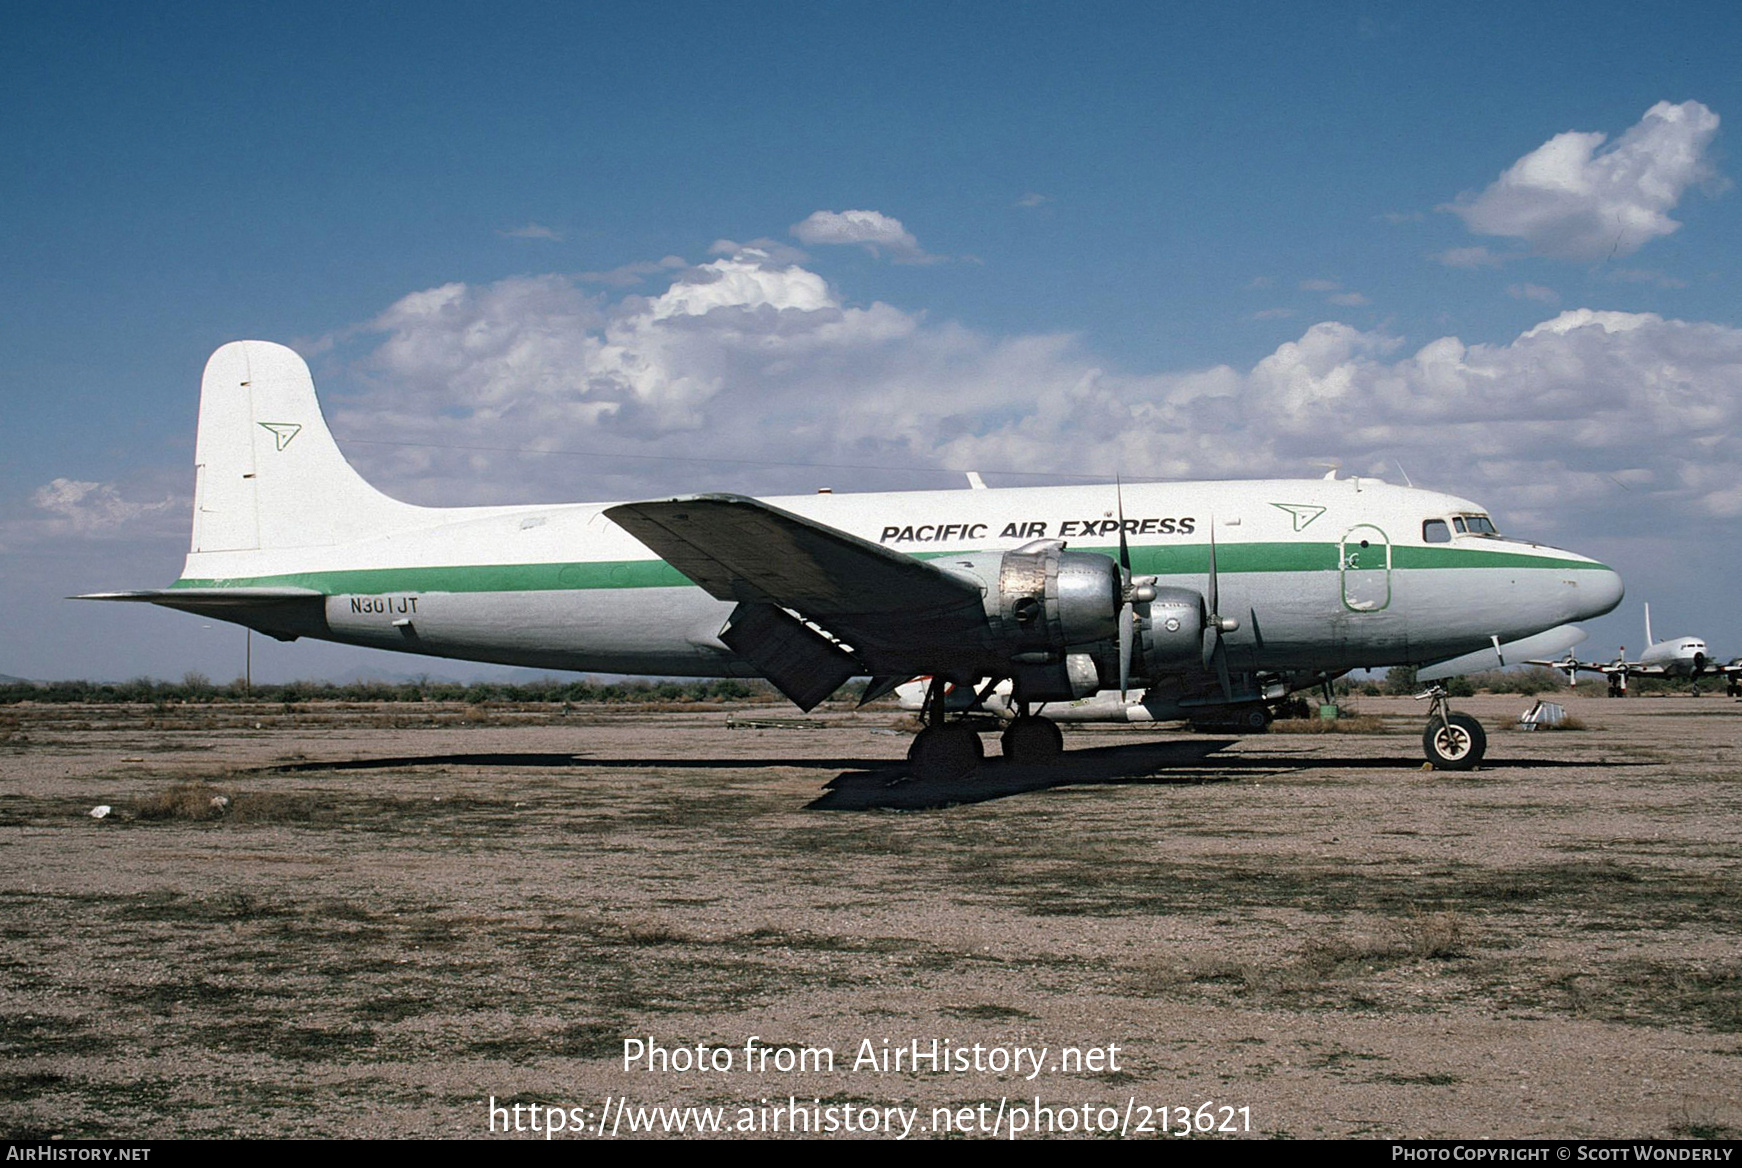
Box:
[4,1,1742,682]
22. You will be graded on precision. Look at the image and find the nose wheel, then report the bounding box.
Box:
[1416,684,1486,770]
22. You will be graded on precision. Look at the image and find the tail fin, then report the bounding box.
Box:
[1644,601,1654,648]
[191,341,422,553]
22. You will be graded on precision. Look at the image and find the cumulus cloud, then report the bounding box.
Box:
[790,209,934,262]
[499,223,563,241]
[33,479,180,532]
[1508,283,1559,304]
[1442,100,1723,261]
[576,256,687,286]
[1433,246,1507,269]
[1,478,185,550]
[708,237,810,266]
[327,248,1742,546]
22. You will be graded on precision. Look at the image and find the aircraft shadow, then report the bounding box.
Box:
[809,739,1245,810]
[808,743,1643,811]
[263,752,896,773]
[258,744,1639,812]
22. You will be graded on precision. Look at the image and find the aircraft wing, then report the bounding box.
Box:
[604,494,982,619]
[605,494,993,699]
[1523,656,1624,675]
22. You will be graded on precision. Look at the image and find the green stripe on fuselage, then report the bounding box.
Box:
[172,541,1609,595]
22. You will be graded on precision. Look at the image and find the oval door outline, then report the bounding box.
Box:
[1341,524,1392,612]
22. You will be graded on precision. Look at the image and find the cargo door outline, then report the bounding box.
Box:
[1340,524,1391,612]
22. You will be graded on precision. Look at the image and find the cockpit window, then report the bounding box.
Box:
[1423,519,1451,543]
[1448,513,1500,537]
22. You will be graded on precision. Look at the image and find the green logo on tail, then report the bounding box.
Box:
[258,422,302,451]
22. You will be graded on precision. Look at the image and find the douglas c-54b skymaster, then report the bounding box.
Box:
[80,341,1624,778]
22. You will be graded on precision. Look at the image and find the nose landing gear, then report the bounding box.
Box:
[1415,684,1487,770]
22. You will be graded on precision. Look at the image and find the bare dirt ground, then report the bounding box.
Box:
[1,693,1739,1140]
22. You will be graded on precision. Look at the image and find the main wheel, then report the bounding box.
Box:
[1000,716,1063,766]
[1423,713,1486,770]
[907,723,983,780]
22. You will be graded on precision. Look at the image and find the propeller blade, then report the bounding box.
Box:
[1115,474,1131,572]
[1202,623,1219,671]
[1205,516,1219,618]
[1119,602,1133,698]
[1212,638,1233,702]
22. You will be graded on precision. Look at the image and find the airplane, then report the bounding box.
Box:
[1530,603,1740,696]
[78,341,1625,779]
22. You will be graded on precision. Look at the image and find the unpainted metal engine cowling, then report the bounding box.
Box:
[938,541,1123,659]
[1140,586,1207,672]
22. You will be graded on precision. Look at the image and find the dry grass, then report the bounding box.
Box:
[133,782,231,821]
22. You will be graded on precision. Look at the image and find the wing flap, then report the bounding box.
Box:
[719,602,861,710]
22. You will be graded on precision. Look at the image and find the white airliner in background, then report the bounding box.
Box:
[80,341,1624,778]
[1532,603,1739,696]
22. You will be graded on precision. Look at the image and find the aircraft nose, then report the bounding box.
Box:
[1577,565,1625,620]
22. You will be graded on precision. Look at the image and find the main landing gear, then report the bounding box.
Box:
[907,677,984,781]
[1415,684,1487,770]
[1001,714,1063,766]
[906,721,983,780]
[907,681,1066,780]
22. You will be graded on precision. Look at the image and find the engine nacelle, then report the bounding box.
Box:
[938,540,1123,657]
[1141,586,1207,673]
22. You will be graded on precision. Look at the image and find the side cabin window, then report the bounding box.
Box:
[1422,519,1451,543]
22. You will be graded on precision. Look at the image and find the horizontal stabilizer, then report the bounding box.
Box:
[74,587,322,609]
[1417,624,1588,682]
[73,587,328,642]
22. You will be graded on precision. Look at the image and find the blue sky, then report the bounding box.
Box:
[5,2,1742,681]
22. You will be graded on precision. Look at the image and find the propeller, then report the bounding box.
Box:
[1200,517,1239,702]
[1114,477,1154,698]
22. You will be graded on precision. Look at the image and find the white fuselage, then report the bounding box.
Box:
[177,476,1623,682]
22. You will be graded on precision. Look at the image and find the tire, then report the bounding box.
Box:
[1423,713,1486,770]
[908,724,983,780]
[1000,716,1063,766]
